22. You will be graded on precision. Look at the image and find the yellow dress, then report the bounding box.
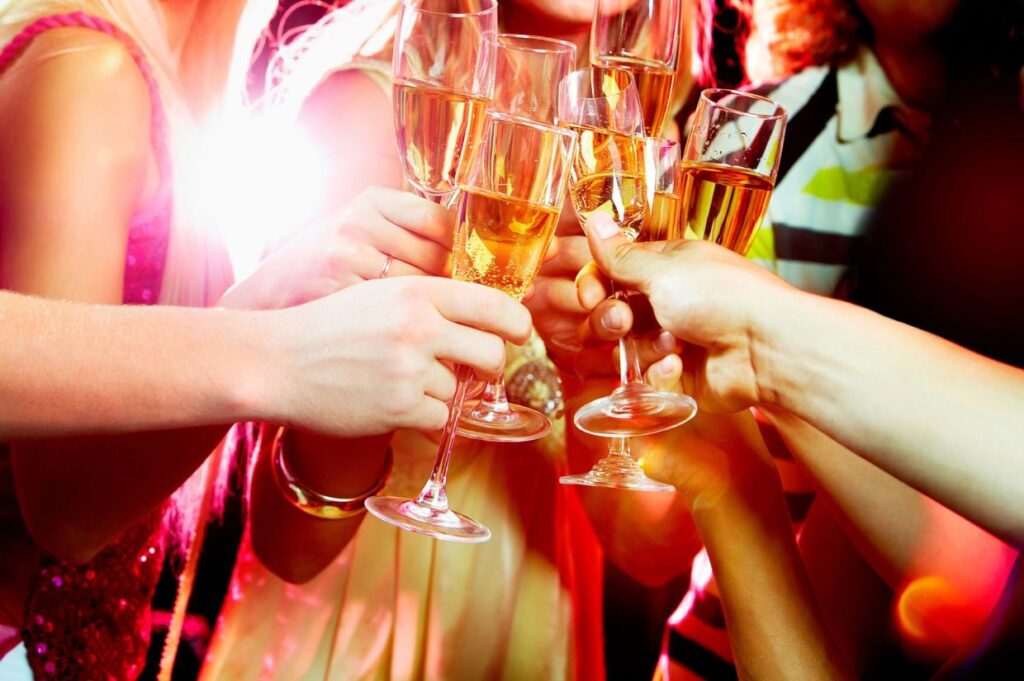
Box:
[201,424,601,681]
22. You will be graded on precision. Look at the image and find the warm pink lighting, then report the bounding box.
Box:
[894,575,968,658]
[186,113,330,279]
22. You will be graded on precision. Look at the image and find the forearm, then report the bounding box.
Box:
[250,426,390,583]
[12,425,228,562]
[694,470,852,681]
[755,292,1024,545]
[769,411,1018,644]
[0,293,271,438]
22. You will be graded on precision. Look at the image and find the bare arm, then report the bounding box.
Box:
[634,402,853,679]
[249,427,390,583]
[246,278,533,583]
[245,67,407,580]
[767,410,1018,649]
[695,469,854,681]
[0,292,267,439]
[297,68,405,210]
[0,33,230,561]
[756,293,1024,547]
[579,216,1024,547]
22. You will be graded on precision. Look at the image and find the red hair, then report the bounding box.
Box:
[694,0,865,86]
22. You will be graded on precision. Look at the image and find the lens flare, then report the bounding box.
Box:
[184,113,330,279]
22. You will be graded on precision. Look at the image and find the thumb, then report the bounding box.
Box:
[582,212,661,293]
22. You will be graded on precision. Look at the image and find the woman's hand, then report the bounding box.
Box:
[219,186,452,310]
[528,231,679,382]
[526,234,592,367]
[577,212,797,412]
[261,276,532,437]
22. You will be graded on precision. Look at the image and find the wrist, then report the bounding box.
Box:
[748,286,814,410]
[690,459,788,543]
[286,430,392,496]
[232,308,293,425]
[271,427,393,519]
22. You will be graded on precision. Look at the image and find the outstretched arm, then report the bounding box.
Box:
[578,212,1024,547]
[769,411,1018,651]
[0,292,266,439]
[693,464,853,681]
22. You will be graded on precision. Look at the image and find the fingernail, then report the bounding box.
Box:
[656,331,676,353]
[588,212,621,240]
[603,306,623,331]
[658,358,674,375]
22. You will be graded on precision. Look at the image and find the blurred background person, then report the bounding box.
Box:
[566,1,1024,678]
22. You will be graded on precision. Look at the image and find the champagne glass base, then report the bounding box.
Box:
[364,495,491,543]
[457,401,552,442]
[574,384,698,437]
[560,454,674,492]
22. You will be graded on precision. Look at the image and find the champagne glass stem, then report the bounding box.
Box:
[475,377,511,415]
[609,436,632,460]
[614,289,645,387]
[416,364,474,511]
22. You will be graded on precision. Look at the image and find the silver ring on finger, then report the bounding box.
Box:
[378,254,394,279]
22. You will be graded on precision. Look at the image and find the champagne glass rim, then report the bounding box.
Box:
[400,0,498,18]
[561,65,638,97]
[567,64,636,80]
[699,88,787,120]
[495,33,578,55]
[486,110,578,141]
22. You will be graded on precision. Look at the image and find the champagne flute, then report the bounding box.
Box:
[558,66,696,492]
[366,111,577,541]
[457,33,577,443]
[680,89,787,255]
[642,136,682,241]
[392,0,497,206]
[590,0,682,136]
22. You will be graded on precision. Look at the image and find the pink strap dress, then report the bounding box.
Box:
[0,11,174,679]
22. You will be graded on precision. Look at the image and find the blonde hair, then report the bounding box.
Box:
[0,0,273,552]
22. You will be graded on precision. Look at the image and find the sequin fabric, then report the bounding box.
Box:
[505,332,565,455]
[24,515,166,680]
[0,13,174,680]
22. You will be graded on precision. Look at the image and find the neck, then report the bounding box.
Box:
[174,1,255,123]
[160,0,201,60]
[872,37,945,110]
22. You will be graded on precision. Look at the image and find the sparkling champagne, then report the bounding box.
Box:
[679,162,773,254]
[563,122,647,238]
[641,190,681,242]
[453,187,560,301]
[393,78,488,201]
[593,55,675,136]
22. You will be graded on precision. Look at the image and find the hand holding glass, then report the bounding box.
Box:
[365,112,577,541]
[457,33,577,443]
[559,67,696,492]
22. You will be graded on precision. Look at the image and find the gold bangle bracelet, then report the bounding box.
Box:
[270,426,393,520]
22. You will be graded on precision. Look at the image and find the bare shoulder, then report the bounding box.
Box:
[0,26,151,149]
[300,67,393,139]
[298,67,403,199]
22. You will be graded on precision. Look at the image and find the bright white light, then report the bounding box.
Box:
[185,111,330,280]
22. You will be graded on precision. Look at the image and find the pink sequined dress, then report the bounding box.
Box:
[0,12,173,680]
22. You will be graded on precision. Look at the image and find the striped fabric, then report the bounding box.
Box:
[657,47,927,680]
[746,47,925,296]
